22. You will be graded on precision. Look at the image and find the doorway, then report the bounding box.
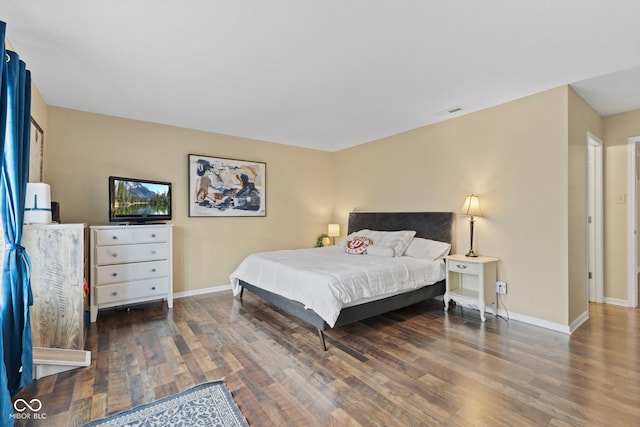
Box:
[627,136,640,308]
[587,133,604,305]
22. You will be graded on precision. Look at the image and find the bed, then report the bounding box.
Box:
[230,211,455,350]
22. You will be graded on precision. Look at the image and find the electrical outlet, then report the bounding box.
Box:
[496,281,507,294]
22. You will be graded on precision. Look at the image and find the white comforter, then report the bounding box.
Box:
[229,245,445,327]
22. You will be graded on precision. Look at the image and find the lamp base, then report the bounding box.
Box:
[465,249,478,257]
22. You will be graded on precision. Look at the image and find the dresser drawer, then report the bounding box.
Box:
[95,278,170,305]
[448,260,480,274]
[95,260,169,285]
[95,227,169,246]
[95,243,169,265]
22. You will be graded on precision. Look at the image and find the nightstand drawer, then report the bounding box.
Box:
[448,260,479,274]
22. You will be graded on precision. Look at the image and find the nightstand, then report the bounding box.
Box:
[444,254,499,321]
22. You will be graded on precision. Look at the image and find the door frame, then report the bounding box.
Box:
[587,132,604,305]
[627,136,640,308]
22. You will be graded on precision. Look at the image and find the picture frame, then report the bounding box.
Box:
[29,117,44,182]
[189,154,266,217]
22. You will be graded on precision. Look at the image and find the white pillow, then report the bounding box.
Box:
[344,229,416,257]
[366,245,395,258]
[403,237,451,261]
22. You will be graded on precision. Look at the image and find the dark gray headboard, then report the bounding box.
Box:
[348,212,455,244]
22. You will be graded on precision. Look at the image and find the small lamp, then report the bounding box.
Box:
[328,223,340,245]
[461,194,482,257]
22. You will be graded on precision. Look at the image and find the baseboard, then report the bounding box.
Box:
[32,347,91,380]
[603,297,631,306]
[448,299,572,334]
[173,285,231,300]
[493,307,571,334]
[569,311,589,334]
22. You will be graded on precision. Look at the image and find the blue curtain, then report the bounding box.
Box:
[0,21,33,426]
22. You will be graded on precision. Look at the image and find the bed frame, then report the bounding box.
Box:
[238,211,455,350]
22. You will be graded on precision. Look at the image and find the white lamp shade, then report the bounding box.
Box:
[461,194,482,217]
[328,223,340,237]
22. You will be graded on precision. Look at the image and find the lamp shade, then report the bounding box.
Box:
[461,194,482,217]
[328,223,340,237]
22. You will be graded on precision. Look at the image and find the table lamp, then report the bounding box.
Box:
[461,194,481,257]
[328,223,340,245]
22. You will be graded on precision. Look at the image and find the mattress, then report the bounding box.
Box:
[229,245,445,327]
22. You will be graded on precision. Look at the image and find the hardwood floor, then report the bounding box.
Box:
[13,292,640,426]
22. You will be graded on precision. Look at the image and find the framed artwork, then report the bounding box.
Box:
[29,117,44,182]
[189,154,266,217]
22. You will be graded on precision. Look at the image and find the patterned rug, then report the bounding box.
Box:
[84,380,248,427]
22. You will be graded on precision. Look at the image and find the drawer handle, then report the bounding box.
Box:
[151,250,157,255]
[151,268,156,272]
[112,253,118,258]
[151,234,156,238]
[112,273,118,277]
[111,291,118,296]
[112,235,118,240]
[151,286,156,290]
[456,264,467,269]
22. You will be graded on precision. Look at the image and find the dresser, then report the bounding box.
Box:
[89,224,173,322]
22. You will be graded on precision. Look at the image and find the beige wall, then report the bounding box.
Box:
[39,85,632,327]
[567,88,603,323]
[333,86,571,325]
[45,107,334,293]
[603,109,640,301]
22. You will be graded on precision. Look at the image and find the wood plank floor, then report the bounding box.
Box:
[12,292,640,426]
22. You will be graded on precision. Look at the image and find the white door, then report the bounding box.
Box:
[587,133,603,304]
[628,136,640,308]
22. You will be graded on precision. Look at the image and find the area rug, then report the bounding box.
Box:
[84,380,248,427]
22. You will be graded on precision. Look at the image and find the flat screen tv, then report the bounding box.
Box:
[109,176,172,223]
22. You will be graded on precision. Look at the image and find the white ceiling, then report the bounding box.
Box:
[2,1,640,152]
